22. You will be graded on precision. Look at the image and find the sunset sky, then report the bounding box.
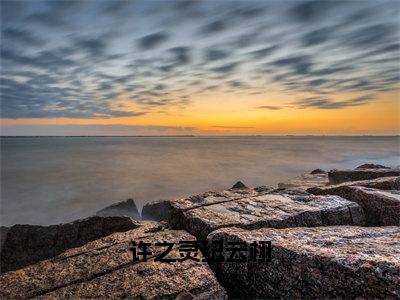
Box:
[1,0,399,135]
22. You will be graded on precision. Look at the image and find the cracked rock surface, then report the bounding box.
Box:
[309,185,400,226]
[0,216,140,273]
[207,226,400,299]
[0,222,227,300]
[169,189,365,241]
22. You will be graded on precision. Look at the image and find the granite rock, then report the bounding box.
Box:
[278,172,329,191]
[356,163,390,169]
[0,222,227,299]
[168,189,365,241]
[207,226,400,299]
[308,176,400,193]
[309,185,400,226]
[0,216,140,273]
[96,198,140,220]
[328,168,400,184]
[141,199,172,221]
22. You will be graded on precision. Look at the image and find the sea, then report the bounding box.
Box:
[1,136,399,226]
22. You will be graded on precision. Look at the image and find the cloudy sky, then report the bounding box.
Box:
[1,0,399,135]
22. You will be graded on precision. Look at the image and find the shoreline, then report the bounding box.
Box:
[1,163,399,298]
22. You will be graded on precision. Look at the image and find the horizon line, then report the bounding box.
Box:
[1,135,399,138]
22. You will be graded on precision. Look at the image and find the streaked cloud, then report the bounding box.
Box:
[0,0,399,121]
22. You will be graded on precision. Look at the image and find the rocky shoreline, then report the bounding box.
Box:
[1,163,399,299]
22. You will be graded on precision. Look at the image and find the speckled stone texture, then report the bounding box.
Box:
[0,222,227,300]
[0,216,140,273]
[207,226,400,299]
[168,188,365,241]
[328,168,400,184]
[278,172,329,191]
[308,176,400,194]
[309,185,400,226]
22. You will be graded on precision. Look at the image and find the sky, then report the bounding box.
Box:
[1,0,399,136]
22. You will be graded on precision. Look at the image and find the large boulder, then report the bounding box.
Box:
[0,222,227,299]
[141,199,172,221]
[328,168,400,184]
[278,172,329,191]
[168,188,365,241]
[207,226,400,299]
[308,176,400,194]
[96,198,140,220]
[309,185,400,226]
[0,216,140,273]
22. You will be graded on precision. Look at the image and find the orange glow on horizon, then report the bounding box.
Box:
[1,90,399,135]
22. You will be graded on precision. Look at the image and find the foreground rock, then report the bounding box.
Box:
[208,226,400,299]
[96,198,140,220]
[328,168,400,184]
[0,221,227,299]
[278,172,329,191]
[308,176,400,194]
[169,188,365,241]
[309,185,400,226]
[1,216,139,273]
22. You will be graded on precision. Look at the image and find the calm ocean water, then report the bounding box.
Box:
[1,136,399,226]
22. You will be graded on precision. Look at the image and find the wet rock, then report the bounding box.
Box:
[0,216,139,273]
[141,199,171,221]
[0,222,227,299]
[310,168,326,174]
[168,189,364,241]
[356,163,390,169]
[328,168,400,184]
[277,172,329,192]
[309,185,400,226]
[207,226,400,299]
[230,181,248,189]
[96,198,140,220]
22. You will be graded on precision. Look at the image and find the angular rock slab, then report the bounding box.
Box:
[169,190,365,241]
[0,222,227,299]
[310,185,400,226]
[308,176,400,194]
[328,168,400,184]
[207,226,400,299]
[278,172,329,191]
[1,216,140,273]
